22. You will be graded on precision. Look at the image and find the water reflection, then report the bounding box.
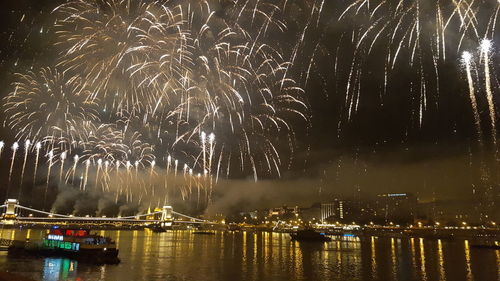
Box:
[370,236,377,279]
[437,239,446,281]
[419,238,428,281]
[391,238,397,280]
[42,258,78,281]
[464,240,473,281]
[0,230,497,281]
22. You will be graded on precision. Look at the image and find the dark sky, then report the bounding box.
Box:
[0,0,498,212]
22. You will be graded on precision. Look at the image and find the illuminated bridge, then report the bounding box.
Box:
[0,199,210,227]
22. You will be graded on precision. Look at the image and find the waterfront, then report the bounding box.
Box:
[0,229,498,281]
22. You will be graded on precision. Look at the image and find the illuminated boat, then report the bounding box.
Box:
[8,228,120,264]
[290,229,332,242]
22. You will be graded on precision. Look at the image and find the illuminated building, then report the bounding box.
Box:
[320,199,347,223]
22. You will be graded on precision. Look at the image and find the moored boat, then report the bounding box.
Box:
[470,241,500,250]
[290,229,332,242]
[470,244,500,249]
[8,227,120,264]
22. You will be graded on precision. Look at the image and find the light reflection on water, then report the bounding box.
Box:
[0,229,497,281]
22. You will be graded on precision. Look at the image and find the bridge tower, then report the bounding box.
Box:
[160,206,173,228]
[4,199,19,220]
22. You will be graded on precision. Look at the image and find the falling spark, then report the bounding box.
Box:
[71,154,79,183]
[59,151,67,183]
[480,39,495,144]
[44,150,54,207]
[0,141,4,158]
[95,158,102,190]
[461,51,482,140]
[8,142,19,187]
[20,139,31,186]
[33,142,41,186]
[83,159,90,191]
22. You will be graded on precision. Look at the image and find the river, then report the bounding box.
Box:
[0,229,498,281]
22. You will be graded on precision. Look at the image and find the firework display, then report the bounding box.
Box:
[334,0,499,128]
[0,0,498,209]
[1,0,318,207]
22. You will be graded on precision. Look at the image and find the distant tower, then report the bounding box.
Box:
[160,206,173,228]
[4,199,19,220]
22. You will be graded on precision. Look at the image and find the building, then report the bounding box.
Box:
[320,199,349,223]
[375,193,417,225]
[268,205,298,221]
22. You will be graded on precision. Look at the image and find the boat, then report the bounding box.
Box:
[471,244,500,250]
[8,227,120,264]
[470,241,500,250]
[290,229,332,242]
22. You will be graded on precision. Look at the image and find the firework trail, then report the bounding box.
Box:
[461,51,482,139]
[33,142,41,186]
[480,39,496,144]
[103,160,110,191]
[44,150,54,206]
[94,158,101,190]
[16,140,29,201]
[59,151,67,183]
[20,139,31,186]
[0,141,4,160]
[335,0,499,127]
[71,155,79,183]
[7,142,19,197]
[83,159,90,191]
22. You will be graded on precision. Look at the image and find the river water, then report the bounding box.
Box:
[0,229,498,281]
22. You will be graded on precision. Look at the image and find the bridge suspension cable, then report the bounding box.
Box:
[16,205,72,218]
[119,211,163,220]
[172,211,206,222]
[1,202,210,224]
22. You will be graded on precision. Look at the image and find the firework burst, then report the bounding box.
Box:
[3,68,99,148]
[1,0,316,207]
[335,0,499,127]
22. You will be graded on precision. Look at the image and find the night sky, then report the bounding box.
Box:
[0,0,499,213]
